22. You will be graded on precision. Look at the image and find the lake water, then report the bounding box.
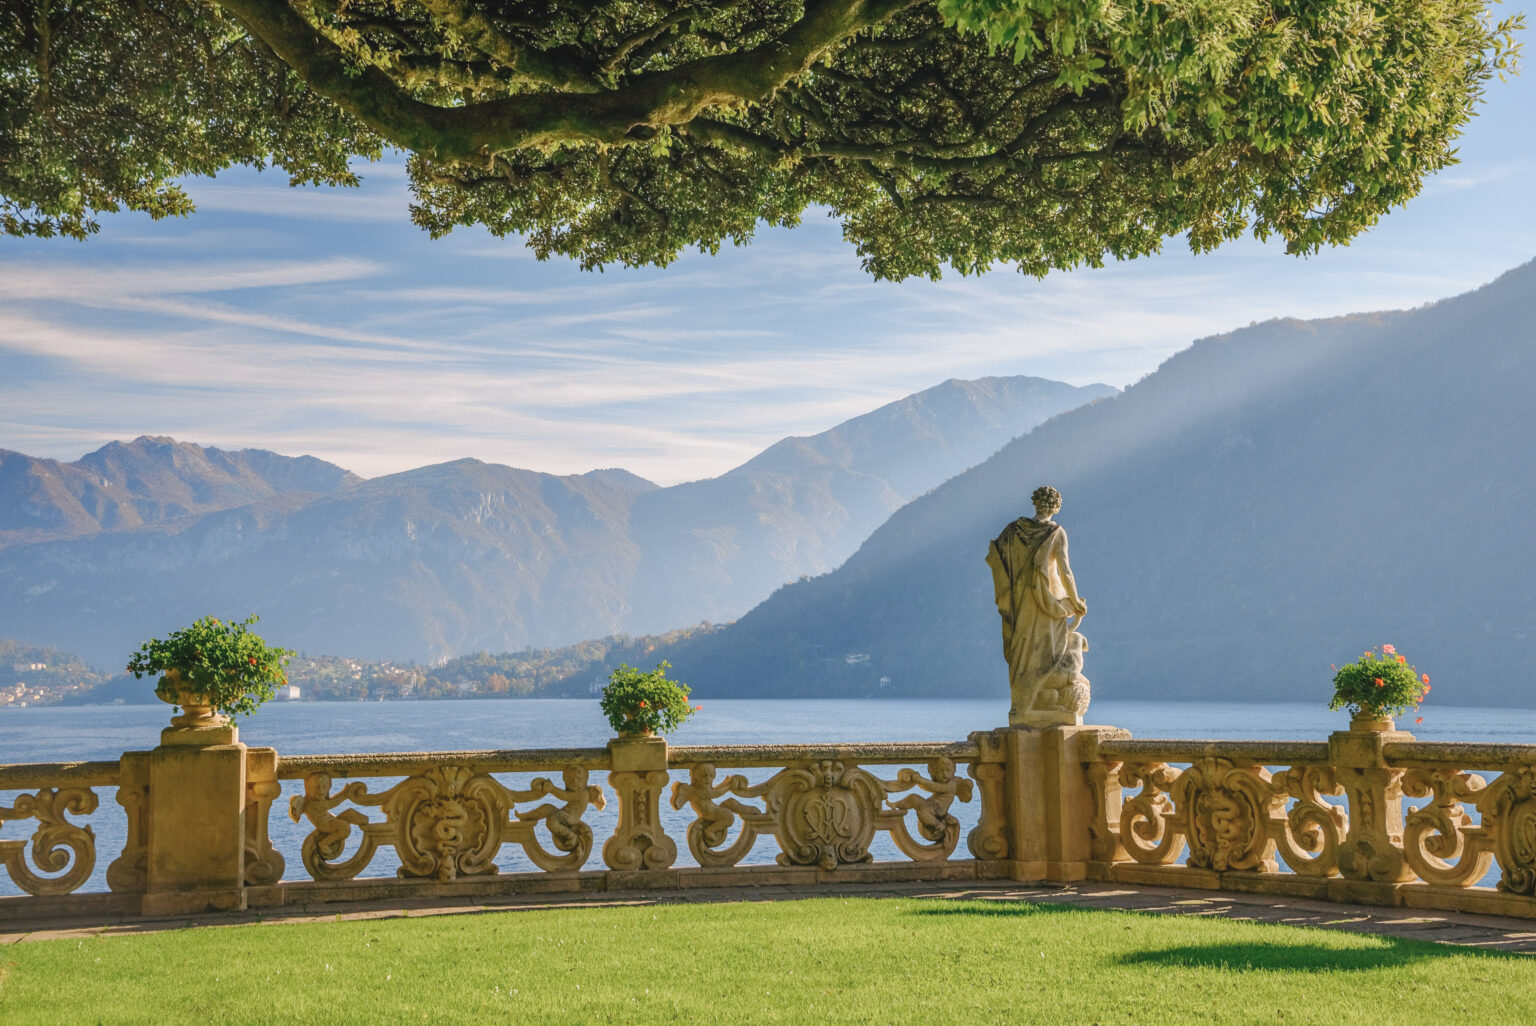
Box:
[3,698,1533,898]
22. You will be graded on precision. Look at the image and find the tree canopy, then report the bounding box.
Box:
[1,0,1521,278]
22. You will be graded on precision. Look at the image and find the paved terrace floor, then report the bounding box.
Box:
[5,881,1536,952]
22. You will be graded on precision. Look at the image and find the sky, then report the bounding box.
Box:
[3,13,1533,486]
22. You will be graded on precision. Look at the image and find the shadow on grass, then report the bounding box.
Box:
[1116,941,1442,972]
[905,902,1483,971]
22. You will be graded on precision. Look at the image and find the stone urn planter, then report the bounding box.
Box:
[1330,644,1430,734]
[617,712,656,739]
[1349,711,1396,732]
[127,615,293,733]
[157,668,228,729]
[600,661,696,739]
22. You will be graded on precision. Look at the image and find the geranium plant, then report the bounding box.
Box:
[127,615,293,718]
[1329,644,1431,721]
[600,661,698,737]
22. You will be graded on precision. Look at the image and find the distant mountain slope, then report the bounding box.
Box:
[0,459,642,665]
[626,376,1115,631]
[0,375,1109,666]
[0,436,359,548]
[654,260,1536,709]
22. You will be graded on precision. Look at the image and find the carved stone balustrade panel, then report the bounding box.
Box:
[1401,766,1493,888]
[1118,761,1184,865]
[1105,753,1348,878]
[1477,764,1536,895]
[671,757,975,870]
[0,786,99,896]
[1172,758,1279,873]
[289,763,604,882]
[1269,764,1346,877]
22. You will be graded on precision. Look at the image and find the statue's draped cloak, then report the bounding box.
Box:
[985,517,1075,705]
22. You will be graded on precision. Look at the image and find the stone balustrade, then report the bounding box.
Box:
[1085,730,1536,918]
[5,720,1536,922]
[0,759,117,907]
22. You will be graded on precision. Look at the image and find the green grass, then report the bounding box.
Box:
[3,898,1533,1025]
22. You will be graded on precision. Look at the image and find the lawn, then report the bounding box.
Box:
[3,897,1532,1025]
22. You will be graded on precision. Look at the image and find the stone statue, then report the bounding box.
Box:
[985,485,1091,726]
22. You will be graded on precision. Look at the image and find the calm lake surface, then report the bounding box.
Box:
[3,697,1535,763]
[3,698,1533,898]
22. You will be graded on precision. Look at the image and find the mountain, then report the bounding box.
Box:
[0,375,1110,667]
[651,260,1536,709]
[625,376,1116,631]
[0,436,360,548]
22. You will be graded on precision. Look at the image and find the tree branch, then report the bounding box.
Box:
[214,0,921,162]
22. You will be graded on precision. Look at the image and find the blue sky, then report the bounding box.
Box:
[3,15,1532,486]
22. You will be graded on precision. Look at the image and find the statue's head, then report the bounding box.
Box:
[1031,486,1062,517]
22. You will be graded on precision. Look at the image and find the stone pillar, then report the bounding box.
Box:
[966,730,1010,862]
[141,721,249,915]
[1331,725,1415,900]
[603,735,677,874]
[986,724,1129,883]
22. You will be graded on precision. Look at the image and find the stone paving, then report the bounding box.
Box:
[5,880,1536,952]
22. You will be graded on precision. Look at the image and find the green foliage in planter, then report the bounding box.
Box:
[599,661,697,736]
[1329,644,1431,720]
[126,615,293,718]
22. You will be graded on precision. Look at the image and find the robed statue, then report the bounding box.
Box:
[985,486,1091,726]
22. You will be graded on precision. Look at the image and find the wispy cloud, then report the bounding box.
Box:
[3,64,1534,488]
[186,182,413,222]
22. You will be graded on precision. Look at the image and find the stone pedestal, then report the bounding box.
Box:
[141,726,249,915]
[975,724,1128,882]
[603,735,676,873]
[1331,726,1416,891]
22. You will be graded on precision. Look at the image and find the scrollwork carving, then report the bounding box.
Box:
[290,763,604,881]
[1401,767,1491,888]
[1270,764,1346,877]
[776,761,883,869]
[0,787,99,896]
[1173,758,1277,872]
[1479,764,1536,895]
[670,758,976,870]
[1119,762,1183,865]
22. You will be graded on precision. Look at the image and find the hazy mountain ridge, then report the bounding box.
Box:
[627,376,1115,632]
[646,261,1536,709]
[0,375,1110,666]
[0,436,360,549]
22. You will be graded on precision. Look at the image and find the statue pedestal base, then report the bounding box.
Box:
[972,724,1127,883]
[1009,710,1083,729]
